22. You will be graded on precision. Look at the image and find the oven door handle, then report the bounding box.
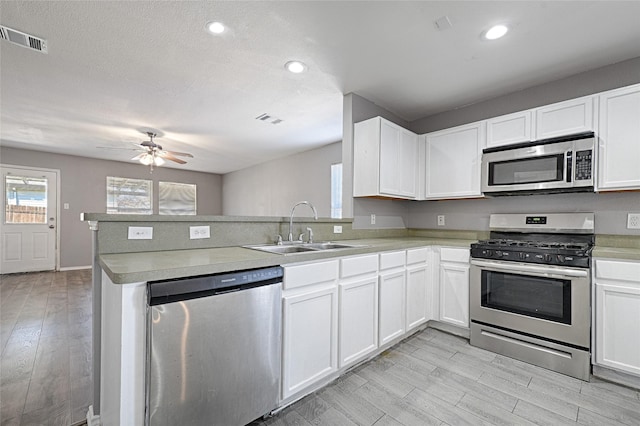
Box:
[470,259,589,278]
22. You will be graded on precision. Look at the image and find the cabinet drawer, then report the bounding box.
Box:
[595,259,640,283]
[340,254,379,279]
[284,260,339,290]
[406,248,429,265]
[440,247,470,263]
[380,251,406,270]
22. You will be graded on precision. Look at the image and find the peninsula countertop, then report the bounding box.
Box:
[98,237,476,284]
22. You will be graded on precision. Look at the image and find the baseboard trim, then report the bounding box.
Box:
[592,365,640,390]
[59,265,92,271]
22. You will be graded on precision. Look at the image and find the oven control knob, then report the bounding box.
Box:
[557,255,565,263]
[495,250,503,257]
[543,254,553,262]
[518,252,527,260]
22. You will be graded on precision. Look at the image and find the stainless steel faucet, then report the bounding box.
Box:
[289,201,318,242]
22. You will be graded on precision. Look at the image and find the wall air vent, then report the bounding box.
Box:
[255,113,283,125]
[0,25,48,53]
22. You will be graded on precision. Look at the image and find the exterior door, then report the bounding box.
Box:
[1,165,58,274]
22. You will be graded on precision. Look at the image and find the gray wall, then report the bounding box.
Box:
[343,93,411,228]
[222,142,342,217]
[1,146,222,268]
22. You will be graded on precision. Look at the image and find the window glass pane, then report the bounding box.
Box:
[5,175,47,224]
[159,182,197,215]
[106,177,152,214]
[331,163,342,219]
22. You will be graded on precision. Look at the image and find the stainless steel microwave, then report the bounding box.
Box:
[481,132,596,196]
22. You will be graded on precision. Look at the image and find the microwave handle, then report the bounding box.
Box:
[566,151,573,183]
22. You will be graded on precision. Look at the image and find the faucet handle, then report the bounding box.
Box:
[276,235,283,245]
[298,233,304,242]
[306,227,314,244]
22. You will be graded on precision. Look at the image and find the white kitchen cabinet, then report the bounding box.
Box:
[597,84,640,191]
[594,259,640,377]
[378,251,406,346]
[424,121,485,199]
[535,95,595,140]
[282,261,338,400]
[406,247,431,331]
[486,110,533,148]
[338,254,379,368]
[354,116,419,199]
[438,247,470,329]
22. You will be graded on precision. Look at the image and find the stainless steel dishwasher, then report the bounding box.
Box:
[146,266,283,426]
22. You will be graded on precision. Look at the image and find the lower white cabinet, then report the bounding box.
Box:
[282,261,338,400]
[379,251,407,346]
[438,247,470,328]
[594,259,640,377]
[339,277,379,367]
[406,247,430,331]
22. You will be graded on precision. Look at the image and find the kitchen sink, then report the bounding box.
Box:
[245,242,365,255]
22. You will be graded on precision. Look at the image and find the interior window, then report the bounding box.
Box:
[331,163,342,219]
[106,176,152,214]
[159,182,197,215]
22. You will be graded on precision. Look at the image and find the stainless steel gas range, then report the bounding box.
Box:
[470,213,594,381]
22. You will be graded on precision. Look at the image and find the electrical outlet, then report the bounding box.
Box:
[128,226,153,240]
[371,214,376,225]
[437,215,446,226]
[63,203,70,210]
[333,225,343,234]
[190,226,211,239]
[628,213,640,229]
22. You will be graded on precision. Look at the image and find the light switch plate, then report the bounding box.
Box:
[371,214,376,225]
[190,226,211,239]
[128,226,153,240]
[333,225,343,234]
[628,213,640,229]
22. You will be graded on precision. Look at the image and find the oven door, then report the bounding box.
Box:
[470,259,590,349]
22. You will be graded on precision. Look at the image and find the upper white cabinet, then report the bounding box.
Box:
[594,259,640,377]
[424,121,485,199]
[354,116,419,199]
[485,96,595,149]
[486,110,533,148]
[597,83,640,191]
[535,96,595,140]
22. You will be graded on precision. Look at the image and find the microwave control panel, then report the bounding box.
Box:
[575,150,593,180]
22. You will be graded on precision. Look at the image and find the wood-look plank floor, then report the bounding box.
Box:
[253,328,640,426]
[1,270,92,426]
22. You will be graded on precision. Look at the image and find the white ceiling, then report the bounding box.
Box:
[2,1,640,174]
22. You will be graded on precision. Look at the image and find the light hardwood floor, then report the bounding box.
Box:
[1,270,92,425]
[2,270,640,426]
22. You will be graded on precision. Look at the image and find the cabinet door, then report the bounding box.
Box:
[598,84,640,191]
[439,262,469,328]
[380,121,418,198]
[486,110,533,148]
[282,286,338,399]
[425,122,485,199]
[595,282,640,376]
[339,277,379,368]
[379,270,406,346]
[406,264,429,331]
[535,96,595,140]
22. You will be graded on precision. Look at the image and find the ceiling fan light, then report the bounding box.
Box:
[153,156,165,166]
[139,154,153,165]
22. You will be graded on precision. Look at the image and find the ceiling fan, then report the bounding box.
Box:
[99,129,194,172]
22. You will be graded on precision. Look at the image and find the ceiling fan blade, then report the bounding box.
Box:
[131,153,147,161]
[164,150,193,158]
[158,151,187,164]
[97,146,143,151]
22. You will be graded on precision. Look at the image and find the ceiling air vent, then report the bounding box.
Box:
[0,25,48,53]
[255,113,283,125]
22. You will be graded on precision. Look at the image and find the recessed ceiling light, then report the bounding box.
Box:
[285,61,307,74]
[206,21,225,34]
[484,24,508,40]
